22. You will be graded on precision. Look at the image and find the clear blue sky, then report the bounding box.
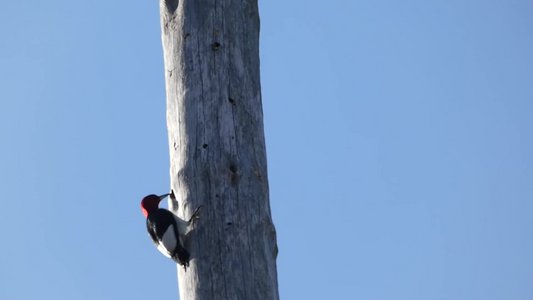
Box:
[1,1,532,299]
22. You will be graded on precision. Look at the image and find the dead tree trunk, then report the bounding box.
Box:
[159,0,279,299]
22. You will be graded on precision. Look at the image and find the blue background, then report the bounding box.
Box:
[1,1,532,299]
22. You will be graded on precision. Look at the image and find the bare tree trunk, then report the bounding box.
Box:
[159,0,279,299]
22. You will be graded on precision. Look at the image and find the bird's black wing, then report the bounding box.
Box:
[146,209,190,268]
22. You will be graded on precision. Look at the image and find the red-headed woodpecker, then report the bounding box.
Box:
[141,192,201,269]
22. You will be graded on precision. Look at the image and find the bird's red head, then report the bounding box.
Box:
[140,193,170,217]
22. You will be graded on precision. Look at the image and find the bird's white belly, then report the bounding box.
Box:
[156,224,177,257]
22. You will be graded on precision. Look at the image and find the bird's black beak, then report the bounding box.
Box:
[159,193,171,200]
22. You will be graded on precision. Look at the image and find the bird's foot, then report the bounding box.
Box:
[188,205,203,223]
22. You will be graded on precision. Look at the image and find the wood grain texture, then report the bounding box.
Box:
[159,0,279,299]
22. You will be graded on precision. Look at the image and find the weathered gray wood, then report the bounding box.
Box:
[159,0,279,299]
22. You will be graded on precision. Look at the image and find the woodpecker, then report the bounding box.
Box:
[141,192,201,269]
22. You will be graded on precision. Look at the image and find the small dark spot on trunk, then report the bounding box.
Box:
[202,144,208,149]
[173,142,178,150]
[211,42,221,51]
[229,164,238,184]
[228,98,236,105]
[226,222,233,226]
[184,33,190,39]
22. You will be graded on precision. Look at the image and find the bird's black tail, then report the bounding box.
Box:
[172,246,190,270]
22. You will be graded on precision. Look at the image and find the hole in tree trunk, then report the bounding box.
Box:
[229,164,238,184]
[211,42,221,51]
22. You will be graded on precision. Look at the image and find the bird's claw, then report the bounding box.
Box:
[188,205,203,223]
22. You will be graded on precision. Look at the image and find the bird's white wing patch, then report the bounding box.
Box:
[156,224,177,258]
